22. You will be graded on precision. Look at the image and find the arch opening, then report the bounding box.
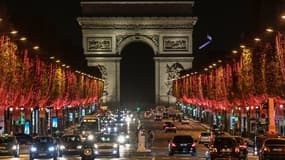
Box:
[120,41,155,109]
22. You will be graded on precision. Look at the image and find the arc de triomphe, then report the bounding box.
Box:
[77,1,197,106]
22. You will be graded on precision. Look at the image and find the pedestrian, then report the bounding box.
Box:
[147,130,154,149]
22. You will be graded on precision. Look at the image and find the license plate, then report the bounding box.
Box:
[39,153,47,156]
[99,149,112,152]
[273,148,282,151]
[221,148,231,152]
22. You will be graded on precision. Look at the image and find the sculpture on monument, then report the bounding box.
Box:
[165,63,184,95]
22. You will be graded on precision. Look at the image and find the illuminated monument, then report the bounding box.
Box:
[78,0,197,106]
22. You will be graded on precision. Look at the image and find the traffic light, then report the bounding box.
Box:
[217,115,222,120]
[136,106,141,112]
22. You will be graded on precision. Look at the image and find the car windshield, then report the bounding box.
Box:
[96,135,116,143]
[265,139,285,145]
[63,136,80,142]
[0,137,15,143]
[201,133,210,136]
[173,136,193,143]
[35,137,53,143]
[234,137,244,144]
[214,137,236,146]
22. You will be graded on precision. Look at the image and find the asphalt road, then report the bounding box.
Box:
[0,114,259,160]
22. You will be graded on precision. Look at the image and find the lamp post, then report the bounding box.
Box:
[254,106,260,155]
[246,106,250,137]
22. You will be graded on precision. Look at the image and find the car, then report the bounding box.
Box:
[81,133,120,159]
[211,128,224,137]
[199,132,212,144]
[144,111,152,119]
[259,138,285,160]
[233,136,248,160]
[0,135,20,157]
[208,136,240,160]
[58,134,82,157]
[164,122,177,133]
[163,122,172,130]
[181,116,190,124]
[117,132,130,145]
[15,133,33,145]
[154,115,162,121]
[29,136,58,160]
[168,135,197,156]
[101,124,119,134]
[163,112,169,119]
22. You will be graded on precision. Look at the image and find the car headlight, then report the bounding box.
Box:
[82,131,86,135]
[31,146,37,152]
[126,117,131,122]
[59,145,65,150]
[87,134,94,141]
[48,146,55,152]
[126,135,130,139]
[12,145,17,150]
[113,144,118,148]
[118,135,126,143]
[94,144,98,148]
[77,145,82,149]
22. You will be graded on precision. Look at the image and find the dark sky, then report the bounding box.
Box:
[1,0,282,72]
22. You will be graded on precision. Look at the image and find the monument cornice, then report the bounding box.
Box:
[81,1,194,5]
[78,17,197,29]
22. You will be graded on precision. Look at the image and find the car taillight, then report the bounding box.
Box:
[171,143,176,147]
[262,147,270,152]
[211,147,217,153]
[240,145,247,149]
[192,143,196,147]
[234,147,240,153]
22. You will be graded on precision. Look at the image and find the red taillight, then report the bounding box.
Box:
[211,147,217,153]
[234,147,240,153]
[192,143,196,147]
[240,145,247,148]
[262,147,270,152]
[171,143,176,147]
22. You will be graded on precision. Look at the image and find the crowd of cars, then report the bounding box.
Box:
[0,109,134,159]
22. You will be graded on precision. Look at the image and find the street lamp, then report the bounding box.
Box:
[246,106,250,137]
[254,106,260,155]
[9,107,13,135]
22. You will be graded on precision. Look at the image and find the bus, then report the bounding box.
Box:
[80,114,101,139]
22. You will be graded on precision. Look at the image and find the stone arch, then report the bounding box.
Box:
[117,35,158,55]
[79,16,196,106]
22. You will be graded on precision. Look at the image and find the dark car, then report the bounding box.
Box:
[164,122,177,133]
[81,133,120,160]
[29,136,57,160]
[163,122,173,130]
[259,138,285,160]
[154,115,162,121]
[208,136,240,160]
[58,134,82,157]
[168,135,197,156]
[15,133,33,145]
[0,135,20,157]
[234,136,248,160]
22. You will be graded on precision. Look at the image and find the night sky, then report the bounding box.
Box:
[1,0,283,106]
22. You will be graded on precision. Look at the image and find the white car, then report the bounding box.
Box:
[199,132,212,144]
[181,117,190,124]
